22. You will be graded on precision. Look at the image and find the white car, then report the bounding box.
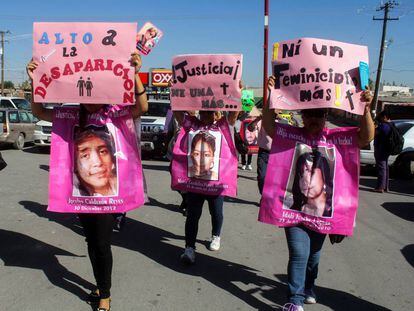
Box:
[34,120,52,146]
[360,119,414,178]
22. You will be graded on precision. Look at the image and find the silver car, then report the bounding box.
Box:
[34,120,52,147]
[0,109,35,149]
[360,119,414,178]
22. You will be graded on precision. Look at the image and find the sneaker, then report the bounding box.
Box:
[180,247,195,264]
[282,303,304,311]
[246,164,253,170]
[304,296,316,304]
[209,235,221,251]
[241,165,246,170]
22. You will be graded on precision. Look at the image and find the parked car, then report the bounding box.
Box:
[0,96,31,110]
[140,99,170,157]
[34,120,52,146]
[0,109,35,149]
[360,119,414,178]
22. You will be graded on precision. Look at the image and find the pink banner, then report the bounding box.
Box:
[33,22,137,105]
[171,116,237,197]
[170,54,243,111]
[259,123,360,235]
[48,106,145,213]
[270,38,368,115]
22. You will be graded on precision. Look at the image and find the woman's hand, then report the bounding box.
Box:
[361,86,373,112]
[26,60,38,81]
[131,51,142,73]
[267,75,276,90]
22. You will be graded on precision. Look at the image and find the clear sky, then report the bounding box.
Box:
[1,0,413,88]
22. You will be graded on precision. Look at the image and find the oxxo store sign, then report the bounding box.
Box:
[150,69,173,87]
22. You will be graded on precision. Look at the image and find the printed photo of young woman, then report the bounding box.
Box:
[282,143,335,218]
[72,125,118,197]
[187,130,222,181]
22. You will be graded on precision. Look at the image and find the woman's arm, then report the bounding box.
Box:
[173,111,185,126]
[26,61,53,122]
[262,76,276,137]
[227,111,240,126]
[130,53,148,119]
[357,89,375,148]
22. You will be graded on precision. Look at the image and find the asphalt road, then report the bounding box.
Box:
[0,145,413,311]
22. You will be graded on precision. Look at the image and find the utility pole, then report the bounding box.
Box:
[372,1,399,113]
[0,30,11,96]
[263,0,269,106]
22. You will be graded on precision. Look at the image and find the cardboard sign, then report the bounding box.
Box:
[136,22,163,56]
[270,38,369,115]
[32,22,136,105]
[170,54,243,111]
[241,89,255,112]
[259,123,360,235]
[171,115,238,197]
[48,105,145,213]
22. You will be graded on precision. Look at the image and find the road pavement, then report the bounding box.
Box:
[0,145,413,311]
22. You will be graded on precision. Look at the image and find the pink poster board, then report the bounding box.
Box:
[48,105,145,213]
[136,22,163,56]
[171,116,238,197]
[32,22,137,105]
[170,54,243,111]
[270,38,368,115]
[259,123,360,235]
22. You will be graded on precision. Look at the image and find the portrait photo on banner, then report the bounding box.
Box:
[187,130,222,181]
[244,124,258,146]
[136,22,163,56]
[282,143,336,218]
[72,124,119,197]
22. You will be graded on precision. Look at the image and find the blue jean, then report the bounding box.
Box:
[257,148,269,195]
[285,226,326,306]
[185,193,224,249]
[374,150,390,190]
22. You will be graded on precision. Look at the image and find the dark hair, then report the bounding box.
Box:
[191,131,216,154]
[73,126,116,195]
[377,110,391,120]
[291,149,333,217]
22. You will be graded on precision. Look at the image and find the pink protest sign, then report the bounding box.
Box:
[171,54,243,111]
[48,105,145,213]
[270,38,368,115]
[259,123,360,235]
[136,22,163,56]
[32,22,137,105]
[171,116,238,197]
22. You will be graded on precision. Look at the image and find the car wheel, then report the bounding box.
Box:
[13,133,25,150]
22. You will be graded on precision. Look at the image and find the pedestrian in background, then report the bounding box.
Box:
[373,110,392,193]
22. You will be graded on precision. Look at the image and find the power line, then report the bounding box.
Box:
[0,30,11,96]
[372,1,400,112]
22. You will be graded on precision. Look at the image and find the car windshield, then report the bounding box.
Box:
[144,102,170,117]
[12,99,31,110]
[395,122,414,136]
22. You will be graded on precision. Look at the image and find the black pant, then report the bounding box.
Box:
[257,148,269,194]
[78,214,115,299]
[185,193,224,249]
[241,154,252,165]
